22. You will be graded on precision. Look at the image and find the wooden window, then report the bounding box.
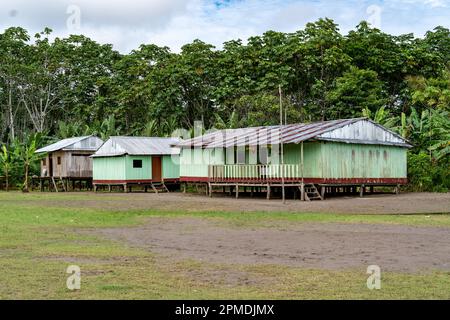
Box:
[258,146,268,164]
[57,157,61,165]
[133,160,142,168]
[236,147,246,164]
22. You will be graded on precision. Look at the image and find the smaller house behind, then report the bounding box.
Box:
[36,136,104,179]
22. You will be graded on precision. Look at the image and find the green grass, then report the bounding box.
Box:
[0,191,449,299]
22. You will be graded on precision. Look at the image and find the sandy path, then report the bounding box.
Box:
[29,192,450,214]
[96,217,450,272]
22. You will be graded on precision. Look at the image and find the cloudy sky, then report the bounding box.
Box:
[1,0,449,53]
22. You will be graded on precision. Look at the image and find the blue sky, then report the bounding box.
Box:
[1,0,449,52]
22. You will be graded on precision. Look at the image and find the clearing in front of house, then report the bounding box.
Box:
[0,192,449,299]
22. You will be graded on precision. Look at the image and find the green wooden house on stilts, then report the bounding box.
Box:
[92,137,181,193]
[176,118,412,200]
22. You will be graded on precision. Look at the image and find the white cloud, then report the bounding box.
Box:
[0,0,449,53]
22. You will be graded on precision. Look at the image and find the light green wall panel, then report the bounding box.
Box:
[162,155,180,179]
[319,142,407,179]
[125,155,152,180]
[180,148,224,177]
[93,157,126,180]
[284,142,323,177]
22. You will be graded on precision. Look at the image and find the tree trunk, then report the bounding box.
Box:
[8,87,15,140]
[23,164,29,193]
[5,171,8,192]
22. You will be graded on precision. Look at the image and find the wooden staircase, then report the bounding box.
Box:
[302,184,323,201]
[150,182,169,193]
[51,177,67,192]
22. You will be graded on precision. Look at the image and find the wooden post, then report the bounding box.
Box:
[266,184,271,200]
[235,184,239,199]
[360,184,365,198]
[321,186,325,200]
[208,183,212,197]
[279,85,285,204]
[395,184,400,195]
[182,183,186,193]
[300,183,305,201]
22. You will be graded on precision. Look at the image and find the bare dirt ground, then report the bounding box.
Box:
[34,191,450,214]
[96,217,450,272]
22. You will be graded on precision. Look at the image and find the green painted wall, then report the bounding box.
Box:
[163,155,180,179]
[284,142,323,177]
[93,156,126,180]
[125,155,152,180]
[319,142,407,178]
[180,148,224,178]
[94,154,181,181]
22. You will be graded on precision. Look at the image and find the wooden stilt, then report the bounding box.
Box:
[360,184,365,198]
[300,183,305,201]
[266,184,271,200]
[321,186,326,200]
[235,184,239,199]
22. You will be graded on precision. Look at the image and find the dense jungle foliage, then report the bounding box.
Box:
[0,19,449,191]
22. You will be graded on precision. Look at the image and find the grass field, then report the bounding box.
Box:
[0,192,449,299]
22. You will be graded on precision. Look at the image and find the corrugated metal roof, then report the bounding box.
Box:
[177,118,412,148]
[36,136,103,153]
[92,136,181,157]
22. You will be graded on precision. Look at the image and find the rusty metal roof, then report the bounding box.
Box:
[177,118,412,148]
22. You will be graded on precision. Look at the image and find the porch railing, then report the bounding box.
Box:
[208,164,301,183]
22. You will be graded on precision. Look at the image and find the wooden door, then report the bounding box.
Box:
[48,155,53,177]
[152,156,162,182]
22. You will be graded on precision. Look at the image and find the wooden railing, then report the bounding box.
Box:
[208,164,301,183]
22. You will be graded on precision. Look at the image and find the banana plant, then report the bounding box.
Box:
[0,144,14,191]
[362,106,398,130]
[15,133,42,192]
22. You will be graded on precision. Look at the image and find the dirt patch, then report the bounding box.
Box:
[26,192,450,214]
[36,255,137,265]
[95,217,450,273]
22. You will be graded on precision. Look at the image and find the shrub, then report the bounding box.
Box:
[407,152,449,192]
